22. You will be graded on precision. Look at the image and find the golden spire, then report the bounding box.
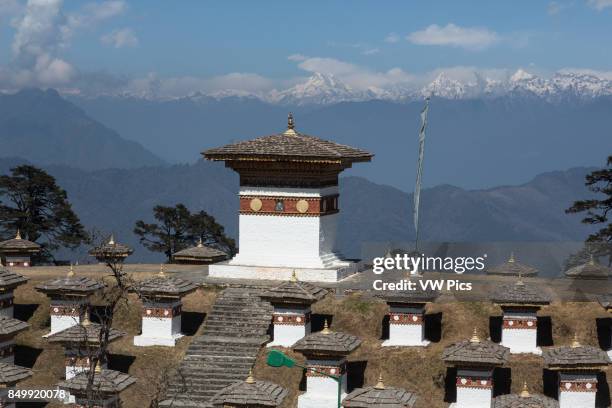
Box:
[470,328,481,343]
[15,229,21,240]
[291,270,298,282]
[81,313,91,327]
[158,263,166,277]
[283,113,297,135]
[374,373,385,390]
[571,333,581,348]
[94,359,102,373]
[197,237,203,248]
[108,234,115,245]
[245,368,255,384]
[520,382,530,398]
[322,319,331,334]
[508,252,515,263]
[67,264,75,277]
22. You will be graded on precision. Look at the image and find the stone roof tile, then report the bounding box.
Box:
[564,259,611,280]
[212,377,287,407]
[58,369,136,393]
[442,336,510,366]
[47,322,125,344]
[490,280,551,305]
[493,393,559,408]
[261,278,327,305]
[342,384,418,407]
[0,316,29,336]
[293,325,361,357]
[543,344,610,368]
[0,362,32,384]
[487,254,538,277]
[0,267,28,289]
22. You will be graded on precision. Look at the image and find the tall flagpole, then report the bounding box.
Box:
[413,97,430,252]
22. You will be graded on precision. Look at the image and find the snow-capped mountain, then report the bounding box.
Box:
[268,72,365,106]
[420,73,469,99]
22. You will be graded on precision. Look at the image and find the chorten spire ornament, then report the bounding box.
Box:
[374,373,385,390]
[470,328,481,343]
[67,264,75,277]
[571,333,581,348]
[283,113,297,135]
[589,253,596,265]
[508,252,515,263]
[15,229,21,240]
[197,237,203,248]
[322,319,331,334]
[158,263,166,277]
[245,368,255,384]
[108,234,115,245]
[520,382,530,398]
[291,270,298,282]
[81,313,91,327]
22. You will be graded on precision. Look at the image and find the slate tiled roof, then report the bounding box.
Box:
[58,369,136,393]
[172,242,228,261]
[0,231,40,253]
[442,335,510,366]
[0,267,28,289]
[203,115,373,164]
[261,278,328,305]
[211,377,287,407]
[564,259,611,280]
[543,343,610,369]
[293,324,362,357]
[0,316,29,336]
[599,294,612,310]
[47,321,125,344]
[490,280,551,306]
[493,394,559,408]
[89,236,133,260]
[134,275,198,297]
[0,362,32,384]
[35,268,105,295]
[487,254,538,277]
[342,382,418,407]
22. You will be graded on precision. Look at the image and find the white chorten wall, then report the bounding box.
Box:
[134,300,183,347]
[451,369,493,408]
[501,311,540,354]
[298,358,347,408]
[383,305,428,347]
[268,306,311,347]
[0,339,15,364]
[230,186,347,269]
[0,292,14,318]
[47,298,88,336]
[558,373,598,408]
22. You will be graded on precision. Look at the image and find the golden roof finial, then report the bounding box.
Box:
[571,333,581,348]
[291,270,298,282]
[374,373,385,390]
[245,368,255,384]
[197,237,203,248]
[520,381,530,398]
[589,253,596,265]
[15,229,21,240]
[158,263,166,277]
[322,319,331,334]
[108,234,115,245]
[81,313,91,327]
[94,359,102,373]
[470,328,481,343]
[283,113,297,135]
[508,252,515,263]
[67,264,75,277]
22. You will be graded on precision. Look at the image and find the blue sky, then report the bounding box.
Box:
[1,0,612,95]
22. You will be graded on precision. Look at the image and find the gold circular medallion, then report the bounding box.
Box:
[250,198,263,212]
[296,199,309,213]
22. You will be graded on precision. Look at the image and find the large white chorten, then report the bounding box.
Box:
[203,114,373,282]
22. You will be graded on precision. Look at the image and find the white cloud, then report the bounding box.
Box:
[67,0,126,30]
[287,53,307,61]
[407,23,499,50]
[101,28,138,48]
[0,0,21,16]
[384,33,400,43]
[587,0,612,9]
[558,67,612,80]
[362,48,380,56]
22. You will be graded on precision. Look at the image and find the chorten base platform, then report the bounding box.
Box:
[208,261,361,283]
[133,333,184,347]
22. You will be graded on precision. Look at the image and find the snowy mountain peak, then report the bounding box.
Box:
[510,68,536,82]
[421,73,467,99]
[269,72,362,105]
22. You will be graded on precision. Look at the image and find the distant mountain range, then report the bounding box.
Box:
[0,157,597,273]
[70,70,612,106]
[0,89,165,170]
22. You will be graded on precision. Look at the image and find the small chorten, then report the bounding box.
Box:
[442,329,510,408]
[490,276,550,355]
[487,252,538,277]
[47,314,125,381]
[172,238,229,265]
[376,278,439,347]
[492,382,559,407]
[543,335,610,408]
[89,234,133,263]
[260,271,327,347]
[0,229,41,267]
[0,362,32,407]
[342,373,419,407]
[0,316,29,364]
[35,265,105,336]
[293,321,362,408]
[132,264,198,347]
[0,266,28,318]
[211,368,287,408]
[564,254,611,280]
[58,366,136,408]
